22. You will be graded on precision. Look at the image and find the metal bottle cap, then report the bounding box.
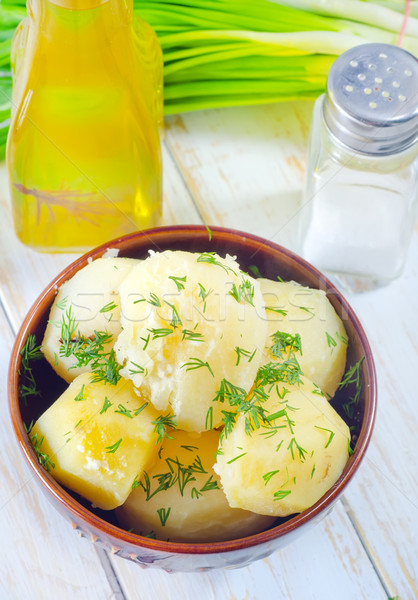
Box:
[323,43,418,155]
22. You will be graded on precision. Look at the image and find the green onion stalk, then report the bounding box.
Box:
[0,0,417,159]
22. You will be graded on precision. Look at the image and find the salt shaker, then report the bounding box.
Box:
[299,43,418,291]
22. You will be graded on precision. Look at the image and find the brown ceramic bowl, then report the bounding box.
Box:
[8,225,376,572]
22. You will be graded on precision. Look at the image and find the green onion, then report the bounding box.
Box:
[0,0,417,159]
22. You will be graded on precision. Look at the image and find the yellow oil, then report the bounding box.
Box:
[7,0,163,252]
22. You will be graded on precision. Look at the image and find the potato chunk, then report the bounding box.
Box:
[260,279,347,397]
[215,377,350,516]
[42,256,138,383]
[30,373,159,510]
[115,250,267,432]
[116,429,276,542]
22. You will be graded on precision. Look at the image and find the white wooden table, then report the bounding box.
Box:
[0,101,417,600]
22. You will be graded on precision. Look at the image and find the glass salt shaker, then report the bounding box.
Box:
[299,43,418,291]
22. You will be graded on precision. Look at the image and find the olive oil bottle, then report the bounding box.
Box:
[7,0,163,252]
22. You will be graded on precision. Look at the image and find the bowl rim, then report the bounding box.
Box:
[8,225,377,556]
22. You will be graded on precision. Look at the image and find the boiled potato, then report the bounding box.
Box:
[30,373,160,510]
[259,279,347,397]
[116,429,276,542]
[42,256,138,383]
[115,250,267,432]
[215,377,350,516]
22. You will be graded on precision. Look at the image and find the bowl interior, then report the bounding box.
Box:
[9,225,376,556]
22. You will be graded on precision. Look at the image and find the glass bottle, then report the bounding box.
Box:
[299,43,418,291]
[7,0,163,252]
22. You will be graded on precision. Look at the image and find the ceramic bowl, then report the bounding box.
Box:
[8,225,377,572]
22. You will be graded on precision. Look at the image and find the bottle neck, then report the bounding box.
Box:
[27,0,133,26]
[48,0,109,8]
[26,0,134,45]
[39,0,132,10]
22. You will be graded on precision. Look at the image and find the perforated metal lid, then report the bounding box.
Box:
[323,43,418,155]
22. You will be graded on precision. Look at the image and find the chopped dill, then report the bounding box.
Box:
[30,432,55,472]
[148,327,174,339]
[115,403,134,419]
[228,278,255,306]
[273,489,291,500]
[168,275,187,292]
[157,507,171,527]
[164,300,182,329]
[340,357,364,420]
[234,346,256,366]
[134,292,161,307]
[265,306,288,317]
[325,332,337,351]
[182,329,205,343]
[59,309,121,385]
[19,334,43,404]
[100,397,112,414]
[152,413,177,444]
[105,438,122,453]
[226,452,247,464]
[181,357,214,376]
[196,252,237,276]
[99,301,118,313]
[270,331,302,359]
[262,470,280,485]
[128,362,148,376]
[314,426,335,448]
[73,384,85,402]
[248,264,262,278]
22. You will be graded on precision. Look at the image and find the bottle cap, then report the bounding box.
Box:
[324,43,418,155]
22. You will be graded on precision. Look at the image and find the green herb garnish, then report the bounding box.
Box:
[287,437,307,461]
[325,332,337,351]
[273,489,291,501]
[226,452,247,464]
[55,296,68,310]
[134,292,161,307]
[115,403,134,419]
[168,275,187,291]
[164,300,182,328]
[128,362,148,376]
[73,384,85,402]
[99,301,118,313]
[265,306,288,316]
[234,346,256,366]
[182,329,205,343]
[152,413,177,444]
[200,475,219,492]
[105,438,122,453]
[100,397,112,414]
[181,357,214,376]
[315,426,335,448]
[340,357,364,420]
[148,327,174,339]
[157,507,171,526]
[30,433,55,472]
[196,252,237,276]
[59,309,121,385]
[270,331,302,359]
[263,470,280,485]
[228,278,255,306]
[19,334,43,404]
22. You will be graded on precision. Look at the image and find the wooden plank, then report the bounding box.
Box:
[0,144,202,331]
[110,501,386,600]
[0,308,120,600]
